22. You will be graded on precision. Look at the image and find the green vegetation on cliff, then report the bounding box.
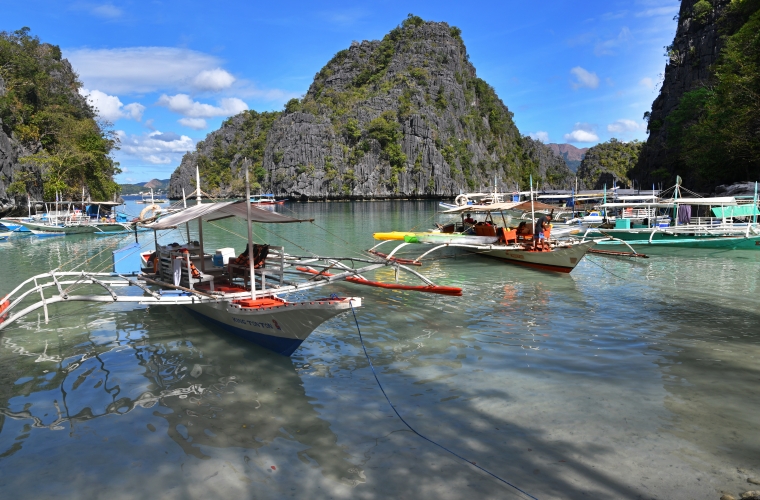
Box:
[665,0,760,186]
[0,28,119,200]
[578,139,643,189]
[195,110,280,195]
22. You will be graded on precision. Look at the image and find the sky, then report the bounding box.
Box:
[3,0,680,183]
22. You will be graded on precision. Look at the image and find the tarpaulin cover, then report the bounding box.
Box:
[146,201,312,229]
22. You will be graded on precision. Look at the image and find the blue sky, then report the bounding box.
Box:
[4,0,680,183]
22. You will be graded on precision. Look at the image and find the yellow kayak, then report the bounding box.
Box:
[373,231,424,241]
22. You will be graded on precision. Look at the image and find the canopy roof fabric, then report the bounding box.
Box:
[667,197,737,206]
[512,201,560,212]
[600,202,674,208]
[616,195,659,201]
[147,201,312,229]
[442,200,562,214]
[711,205,760,217]
[442,202,519,214]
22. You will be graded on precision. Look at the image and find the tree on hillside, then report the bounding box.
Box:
[0,27,119,200]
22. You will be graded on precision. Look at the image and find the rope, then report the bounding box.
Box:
[348,302,538,500]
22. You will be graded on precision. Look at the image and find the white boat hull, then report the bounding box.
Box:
[185,297,361,356]
[17,220,131,234]
[477,240,597,273]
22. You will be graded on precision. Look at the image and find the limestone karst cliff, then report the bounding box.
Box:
[633,0,760,190]
[170,16,573,199]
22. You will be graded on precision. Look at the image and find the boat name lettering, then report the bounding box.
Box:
[232,317,274,329]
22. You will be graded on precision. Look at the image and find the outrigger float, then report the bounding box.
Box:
[0,174,460,356]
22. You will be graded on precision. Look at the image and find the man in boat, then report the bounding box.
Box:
[532,214,552,250]
[464,213,475,225]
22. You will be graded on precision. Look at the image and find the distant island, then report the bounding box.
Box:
[119,179,170,195]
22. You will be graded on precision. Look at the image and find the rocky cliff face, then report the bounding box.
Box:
[632,0,732,187]
[171,17,573,199]
[0,76,34,215]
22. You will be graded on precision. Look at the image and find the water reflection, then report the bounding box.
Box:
[0,306,365,486]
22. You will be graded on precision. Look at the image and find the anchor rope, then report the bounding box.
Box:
[348,301,538,500]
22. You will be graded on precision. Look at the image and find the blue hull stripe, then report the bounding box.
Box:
[185,308,305,356]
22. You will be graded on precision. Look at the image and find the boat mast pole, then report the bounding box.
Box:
[182,188,190,242]
[244,158,256,299]
[195,165,205,273]
[530,174,535,228]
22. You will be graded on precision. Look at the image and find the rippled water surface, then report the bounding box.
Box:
[1,199,759,499]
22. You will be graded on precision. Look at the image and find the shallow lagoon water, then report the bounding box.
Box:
[1,199,759,499]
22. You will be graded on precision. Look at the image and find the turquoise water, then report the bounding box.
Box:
[1,199,759,499]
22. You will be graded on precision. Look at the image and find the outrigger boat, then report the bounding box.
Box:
[12,200,133,235]
[372,200,600,273]
[250,193,286,205]
[0,174,460,356]
[583,183,760,250]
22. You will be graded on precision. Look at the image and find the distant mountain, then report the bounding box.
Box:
[119,179,170,195]
[547,144,588,172]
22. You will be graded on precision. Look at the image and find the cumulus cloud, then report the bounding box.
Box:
[116,130,195,164]
[570,67,600,90]
[529,131,550,143]
[193,69,235,91]
[178,117,209,130]
[157,94,248,118]
[80,88,145,122]
[564,123,599,143]
[607,119,644,134]
[66,47,223,94]
[639,77,654,88]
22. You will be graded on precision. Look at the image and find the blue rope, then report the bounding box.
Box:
[348,302,538,500]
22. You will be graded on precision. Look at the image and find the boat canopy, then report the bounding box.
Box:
[442,202,520,213]
[711,205,760,217]
[442,200,560,214]
[600,202,674,208]
[616,195,659,201]
[147,201,312,229]
[668,197,738,206]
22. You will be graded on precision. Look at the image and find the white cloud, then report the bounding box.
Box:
[66,47,223,94]
[564,123,599,143]
[116,130,195,165]
[529,131,550,143]
[91,3,123,18]
[607,119,644,134]
[594,27,632,56]
[193,69,236,91]
[570,67,600,90]
[178,117,209,130]
[80,88,145,122]
[639,77,654,88]
[157,94,248,118]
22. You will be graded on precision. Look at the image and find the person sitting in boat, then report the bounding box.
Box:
[464,213,475,225]
[516,221,532,241]
[233,243,270,269]
[532,214,552,250]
